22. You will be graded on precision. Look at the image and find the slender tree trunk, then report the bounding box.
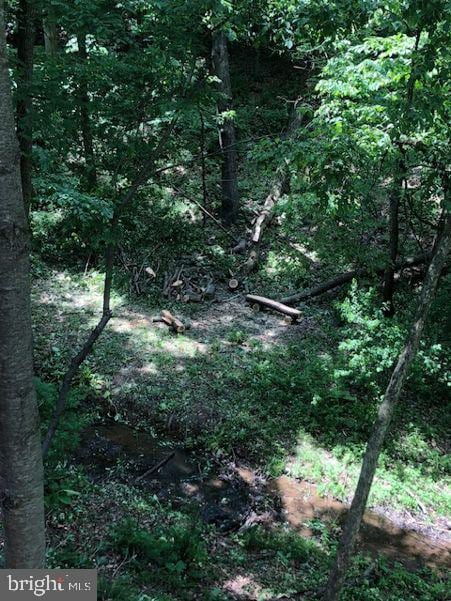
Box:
[211,29,239,224]
[0,0,45,567]
[77,33,97,190]
[16,0,35,215]
[198,106,209,226]
[382,29,421,315]
[43,4,58,56]
[432,173,449,254]
[42,118,178,457]
[324,210,451,601]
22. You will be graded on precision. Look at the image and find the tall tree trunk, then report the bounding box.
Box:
[16,0,35,215]
[432,173,449,254]
[43,4,58,56]
[324,209,451,601]
[0,0,45,567]
[382,29,421,315]
[211,29,239,224]
[77,33,97,190]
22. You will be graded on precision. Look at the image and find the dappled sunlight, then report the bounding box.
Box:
[222,574,263,599]
[286,428,451,526]
[289,241,321,265]
[36,269,126,315]
[32,267,451,586]
[271,475,451,570]
[288,431,346,497]
[112,362,160,390]
[10,0,448,595]
[158,336,208,358]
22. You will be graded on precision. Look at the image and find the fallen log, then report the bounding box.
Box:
[281,253,431,306]
[246,294,302,320]
[252,179,287,244]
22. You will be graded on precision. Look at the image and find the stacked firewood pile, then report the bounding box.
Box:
[162,264,217,303]
[118,246,244,302]
[117,247,157,295]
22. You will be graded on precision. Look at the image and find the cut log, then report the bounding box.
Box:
[281,253,432,306]
[228,278,239,290]
[160,310,186,333]
[246,294,302,320]
[144,267,156,278]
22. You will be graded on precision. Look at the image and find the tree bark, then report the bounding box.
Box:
[16,0,35,215]
[324,210,451,601]
[77,33,97,190]
[43,4,58,56]
[212,29,239,224]
[0,0,45,567]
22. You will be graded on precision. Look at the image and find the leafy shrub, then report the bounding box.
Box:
[47,542,90,568]
[239,525,316,565]
[36,377,92,510]
[32,168,113,264]
[107,517,208,586]
[36,377,88,462]
[337,282,450,401]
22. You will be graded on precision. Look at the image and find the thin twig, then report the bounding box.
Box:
[172,187,238,242]
[135,452,176,482]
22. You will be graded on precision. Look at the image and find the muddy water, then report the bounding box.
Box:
[76,422,251,531]
[77,421,197,483]
[76,422,451,570]
[270,476,451,571]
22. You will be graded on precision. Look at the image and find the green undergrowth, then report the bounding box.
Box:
[44,478,449,601]
[33,267,449,598]
[32,268,450,520]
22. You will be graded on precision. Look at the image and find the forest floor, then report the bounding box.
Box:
[31,265,450,600]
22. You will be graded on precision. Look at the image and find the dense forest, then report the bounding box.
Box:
[0,0,450,599]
